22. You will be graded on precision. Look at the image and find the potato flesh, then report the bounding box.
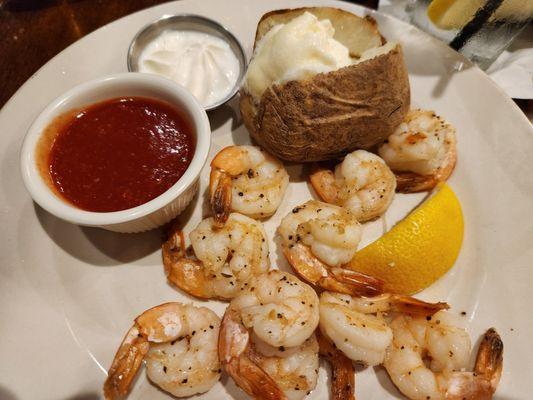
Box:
[254,7,384,57]
[355,41,398,65]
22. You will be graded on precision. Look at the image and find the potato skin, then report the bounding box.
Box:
[240,45,410,162]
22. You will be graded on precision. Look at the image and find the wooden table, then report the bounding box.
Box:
[0,0,530,120]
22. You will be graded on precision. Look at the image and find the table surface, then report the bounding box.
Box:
[0,0,530,118]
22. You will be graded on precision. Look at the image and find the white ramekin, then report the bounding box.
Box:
[20,73,211,233]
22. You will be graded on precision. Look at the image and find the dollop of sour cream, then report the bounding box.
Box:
[139,30,240,108]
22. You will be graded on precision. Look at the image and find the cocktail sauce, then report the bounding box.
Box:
[39,97,194,212]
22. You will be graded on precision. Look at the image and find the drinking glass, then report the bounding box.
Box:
[405,0,532,70]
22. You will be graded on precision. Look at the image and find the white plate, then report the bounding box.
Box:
[1,1,532,399]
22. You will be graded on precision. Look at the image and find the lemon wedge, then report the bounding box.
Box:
[348,183,464,295]
[427,0,484,30]
[427,0,533,29]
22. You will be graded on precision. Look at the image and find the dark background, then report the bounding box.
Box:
[0,0,529,116]
[0,0,376,108]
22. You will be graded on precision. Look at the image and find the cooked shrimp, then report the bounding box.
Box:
[230,270,319,347]
[310,150,396,222]
[162,213,269,300]
[218,305,286,400]
[279,200,384,296]
[103,302,221,399]
[210,145,289,226]
[378,109,457,193]
[384,311,503,400]
[319,292,448,367]
[316,329,355,400]
[253,334,320,400]
[219,270,320,400]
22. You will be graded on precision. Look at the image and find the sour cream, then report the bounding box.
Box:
[139,30,240,108]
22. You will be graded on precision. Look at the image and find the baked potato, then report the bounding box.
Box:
[240,7,410,162]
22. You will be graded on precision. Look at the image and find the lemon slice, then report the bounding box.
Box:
[428,0,533,29]
[348,183,464,295]
[427,0,484,30]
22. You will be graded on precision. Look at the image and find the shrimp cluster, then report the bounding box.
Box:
[210,145,289,226]
[384,310,503,400]
[103,302,221,400]
[378,109,457,193]
[219,270,320,400]
[310,149,396,222]
[103,99,503,400]
[319,292,448,366]
[279,200,383,296]
[162,213,270,300]
[318,293,503,400]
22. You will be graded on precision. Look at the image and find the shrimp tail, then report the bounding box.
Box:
[474,328,503,392]
[162,227,213,300]
[284,243,384,297]
[219,309,287,400]
[395,171,439,193]
[444,328,503,400]
[210,146,251,227]
[231,356,287,400]
[389,294,449,316]
[331,267,385,297]
[210,169,232,227]
[317,330,356,400]
[103,326,150,400]
[309,164,339,203]
[162,227,186,276]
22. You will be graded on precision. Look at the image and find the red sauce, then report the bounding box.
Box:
[43,97,194,212]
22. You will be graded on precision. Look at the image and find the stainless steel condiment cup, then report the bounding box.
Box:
[128,14,247,111]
